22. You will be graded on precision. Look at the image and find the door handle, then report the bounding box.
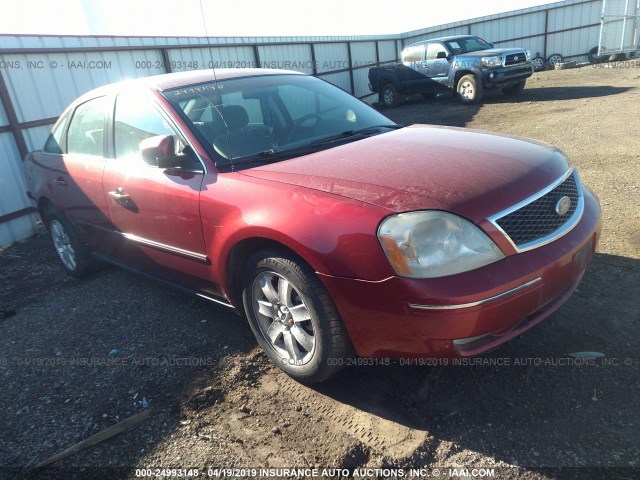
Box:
[55,176,68,186]
[421,62,428,68]
[108,187,131,202]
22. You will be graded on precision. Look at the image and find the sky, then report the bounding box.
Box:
[0,0,561,37]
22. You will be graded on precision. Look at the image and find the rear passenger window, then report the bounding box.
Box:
[402,45,424,63]
[43,112,70,154]
[66,97,110,156]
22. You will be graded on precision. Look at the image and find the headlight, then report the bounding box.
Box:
[525,50,531,61]
[481,56,502,67]
[378,211,505,279]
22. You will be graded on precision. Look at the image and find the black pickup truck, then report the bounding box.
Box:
[369,35,534,106]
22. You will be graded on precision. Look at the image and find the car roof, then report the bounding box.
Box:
[405,35,478,48]
[75,68,304,103]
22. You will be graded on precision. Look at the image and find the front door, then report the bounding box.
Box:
[102,93,212,292]
[423,42,452,89]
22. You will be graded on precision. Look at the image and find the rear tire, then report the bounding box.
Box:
[242,250,351,383]
[456,74,483,104]
[502,79,526,95]
[44,210,98,278]
[379,83,399,108]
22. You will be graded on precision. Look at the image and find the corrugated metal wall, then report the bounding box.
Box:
[402,0,603,63]
[0,0,605,247]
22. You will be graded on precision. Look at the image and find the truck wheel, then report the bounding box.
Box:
[44,210,98,278]
[242,250,351,383]
[531,56,545,71]
[546,53,563,70]
[502,80,526,95]
[380,83,399,108]
[456,74,483,104]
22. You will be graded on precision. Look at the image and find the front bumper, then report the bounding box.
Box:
[318,186,601,358]
[481,64,534,87]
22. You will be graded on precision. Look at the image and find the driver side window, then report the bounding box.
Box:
[426,43,448,60]
[114,95,179,160]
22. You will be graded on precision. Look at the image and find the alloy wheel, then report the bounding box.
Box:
[251,271,315,365]
[50,219,77,271]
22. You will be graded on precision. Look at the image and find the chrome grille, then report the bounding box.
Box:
[494,171,582,250]
[504,53,527,66]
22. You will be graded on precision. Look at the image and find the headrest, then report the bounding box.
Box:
[222,105,249,131]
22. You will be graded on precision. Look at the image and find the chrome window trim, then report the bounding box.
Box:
[487,168,584,253]
[409,277,542,311]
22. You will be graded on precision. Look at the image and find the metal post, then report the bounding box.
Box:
[310,43,317,75]
[253,45,261,68]
[347,42,355,95]
[160,48,172,73]
[0,70,28,161]
[543,9,549,59]
[621,0,630,51]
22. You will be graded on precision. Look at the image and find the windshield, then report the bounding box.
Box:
[163,74,396,167]
[444,36,493,54]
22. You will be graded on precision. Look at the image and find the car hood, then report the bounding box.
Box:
[240,125,570,223]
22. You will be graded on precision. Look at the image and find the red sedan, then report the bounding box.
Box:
[24,69,601,382]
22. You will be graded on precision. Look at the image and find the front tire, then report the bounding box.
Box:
[456,74,483,104]
[242,251,350,383]
[44,210,97,278]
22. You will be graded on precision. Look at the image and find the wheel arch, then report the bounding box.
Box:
[223,233,325,310]
[453,69,476,90]
[37,196,56,227]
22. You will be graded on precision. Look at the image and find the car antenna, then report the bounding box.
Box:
[199,0,233,169]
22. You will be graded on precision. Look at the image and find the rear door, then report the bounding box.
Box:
[401,43,432,93]
[55,96,113,250]
[101,92,212,292]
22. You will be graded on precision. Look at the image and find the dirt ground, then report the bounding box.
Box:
[1,65,639,480]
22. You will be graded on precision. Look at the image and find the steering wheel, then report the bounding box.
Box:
[287,114,320,142]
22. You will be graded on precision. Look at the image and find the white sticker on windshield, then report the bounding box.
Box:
[449,42,460,49]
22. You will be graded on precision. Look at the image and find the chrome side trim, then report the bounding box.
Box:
[196,293,235,309]
[121,232,210,263]
[487,168,584,253]
[409,277,542,311]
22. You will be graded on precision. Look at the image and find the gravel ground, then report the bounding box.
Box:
[1,65,639,480]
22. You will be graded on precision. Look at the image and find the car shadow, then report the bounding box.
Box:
[377,85,634,129]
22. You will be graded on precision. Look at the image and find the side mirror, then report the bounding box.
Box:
[436,51,448,59]
[140,135,182,168]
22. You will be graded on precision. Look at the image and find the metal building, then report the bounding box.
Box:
[0,0,608,247]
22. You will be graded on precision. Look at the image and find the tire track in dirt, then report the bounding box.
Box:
[264,373,429,458]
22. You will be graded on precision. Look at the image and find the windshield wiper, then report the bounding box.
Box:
[310,124,403,145]
[230,144,326,167]
[230,124,403,167]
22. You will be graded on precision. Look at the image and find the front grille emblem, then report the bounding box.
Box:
[555,196,571,215]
